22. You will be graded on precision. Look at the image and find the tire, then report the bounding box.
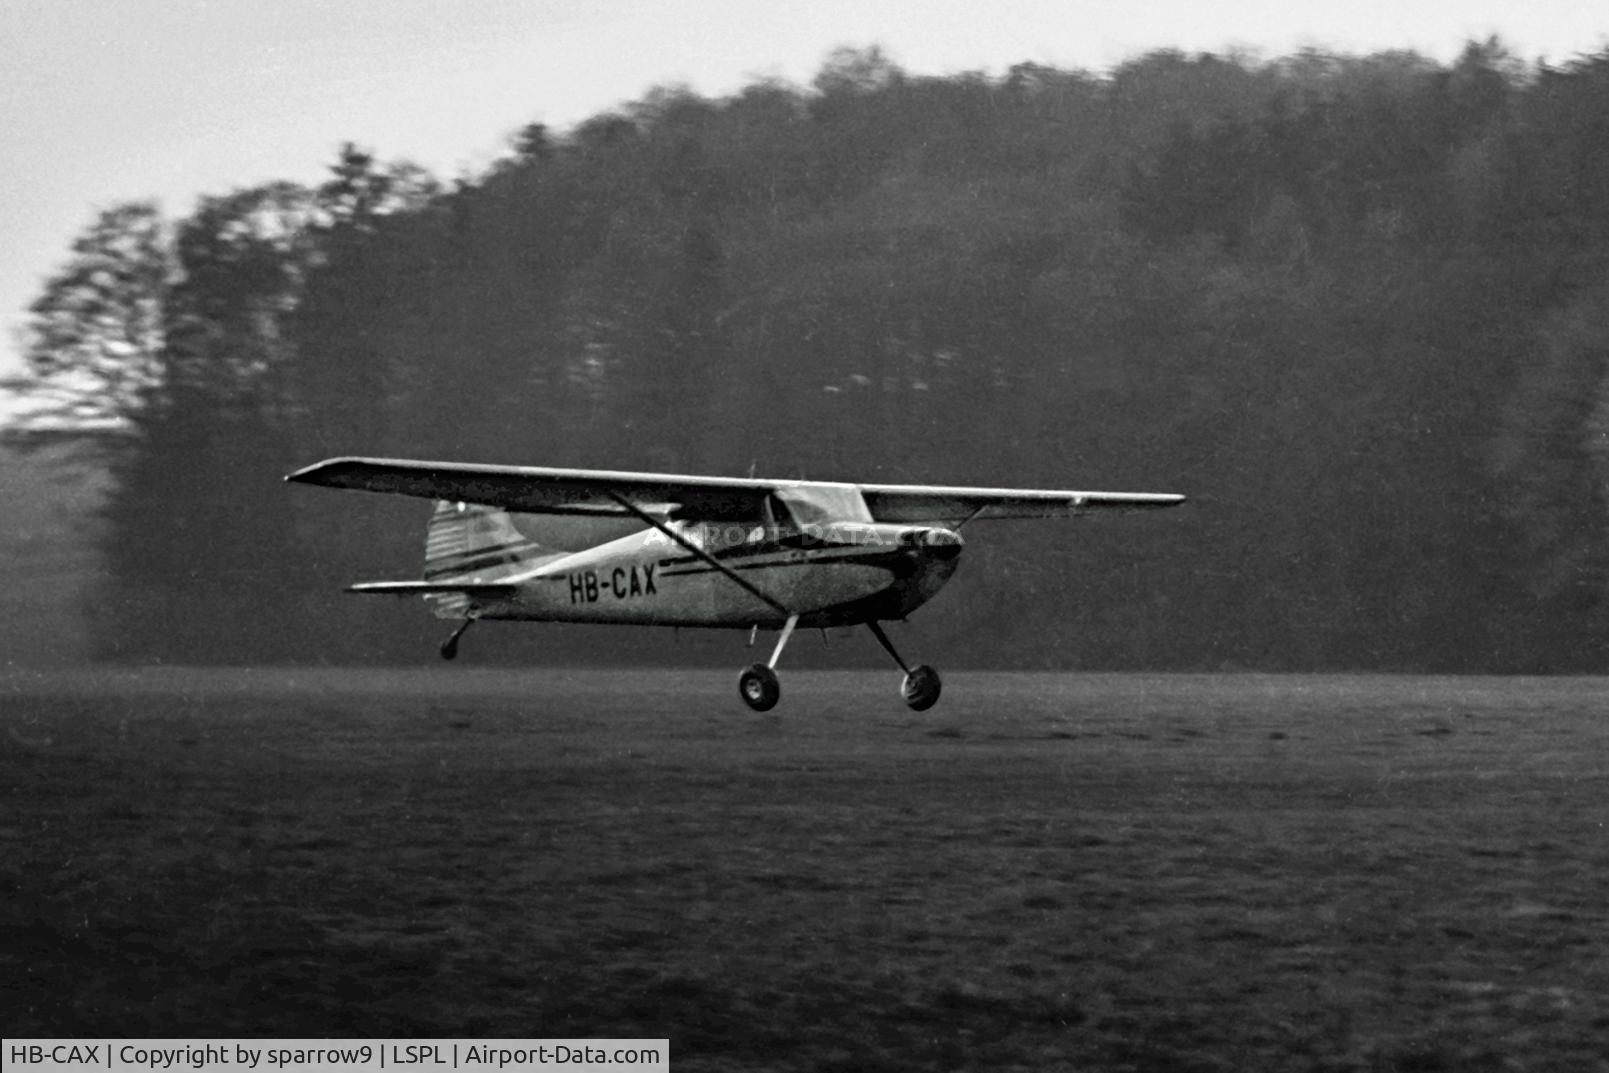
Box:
[902,665,942,711]
[739,664,781,712]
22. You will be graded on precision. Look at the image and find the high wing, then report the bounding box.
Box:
[858,483,1184,524]
[287,457,768,519]
[285,456,1185,523]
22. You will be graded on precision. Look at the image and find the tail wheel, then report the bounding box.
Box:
[439,615,476,661]
[738,664,781,712]
[902,665,942,711]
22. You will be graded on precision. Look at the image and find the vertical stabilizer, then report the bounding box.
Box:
[424,500,546,581]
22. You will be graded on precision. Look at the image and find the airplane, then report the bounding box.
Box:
[285,457,1185,711]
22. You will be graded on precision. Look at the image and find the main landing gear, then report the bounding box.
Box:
[738,615,795,712]
[736,616,942,713]
[866,620,943,712]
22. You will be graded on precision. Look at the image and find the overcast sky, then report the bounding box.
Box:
[3,0,1605,397]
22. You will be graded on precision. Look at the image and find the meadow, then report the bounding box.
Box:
[3,668,1606,1071]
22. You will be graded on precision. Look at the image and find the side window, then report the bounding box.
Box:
[675,520,705,550]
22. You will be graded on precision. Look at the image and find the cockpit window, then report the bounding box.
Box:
[772,483,873,528]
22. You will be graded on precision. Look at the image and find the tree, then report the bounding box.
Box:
[319,142,441,232]
[93,182,325,661]
[30,42,1609,672]
[18,202,172,425]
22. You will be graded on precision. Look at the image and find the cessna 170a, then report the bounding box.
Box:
[286,457,1185,711]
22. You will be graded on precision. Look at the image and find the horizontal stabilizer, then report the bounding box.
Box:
[346,581,518,598]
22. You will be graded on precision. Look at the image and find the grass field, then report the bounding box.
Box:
[3,668,1607,1071]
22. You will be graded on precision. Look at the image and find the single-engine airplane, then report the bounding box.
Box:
[286,457,1184,711]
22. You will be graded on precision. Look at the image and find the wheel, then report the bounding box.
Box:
[902,665,942,711]
[738,664,781,712]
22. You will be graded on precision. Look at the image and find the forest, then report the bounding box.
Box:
[14,40,1609,671]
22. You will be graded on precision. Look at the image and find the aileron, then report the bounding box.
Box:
[860,485,1186,523]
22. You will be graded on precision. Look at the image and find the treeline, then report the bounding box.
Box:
[19,41,1609,670]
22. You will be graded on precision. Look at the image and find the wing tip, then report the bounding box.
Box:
[284,457,341,484]
[284,456,378,486]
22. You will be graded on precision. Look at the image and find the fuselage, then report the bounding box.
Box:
[426,519,964,629]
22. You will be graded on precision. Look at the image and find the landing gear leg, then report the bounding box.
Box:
[440,616,476,661]
[739,614,798,712]
[866,620,942,711]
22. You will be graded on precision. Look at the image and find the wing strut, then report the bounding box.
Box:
[602,490,792,620]
[954,505,988,531]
